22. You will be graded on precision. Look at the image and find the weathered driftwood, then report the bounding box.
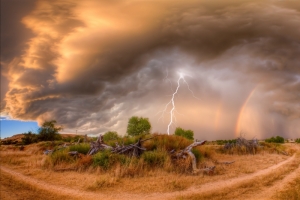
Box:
[170,140,207,173]
[87,134,152,156]
[68,151,79,156]
[44,150,53,155]
[87,135,112,155]
[112,139,145,157]
[215,160,235,165]
[76,138,81,145]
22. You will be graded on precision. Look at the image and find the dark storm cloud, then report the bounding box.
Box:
[0,0,36,106]
[2,0,300,138]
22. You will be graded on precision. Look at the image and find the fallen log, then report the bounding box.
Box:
[87,134,112,155]
[170,140,207,173]
[216,161,235,165]
[68,151,79,156]
[87,134,152,156]
[111,138,150,157]
[76,138,81,145]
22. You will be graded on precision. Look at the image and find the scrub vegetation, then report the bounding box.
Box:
[1,118,300,200]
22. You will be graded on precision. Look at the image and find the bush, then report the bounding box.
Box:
[142,150,168,167]
[38,141,64,151]
[295,138,300,143]
[72,135,84,143]
[22,131,38,145]
[259,141,286,154]
[103,131,119,142]
[265,136,285,143]
[49,149,75,166]
[92,150,112,170]
[92,151,133,170]
[216,139,236,145]
[174,127,194,140]
[191,148,202,161]
[69,143,90,154]
[38,120,63,141]
[142,134,192,151]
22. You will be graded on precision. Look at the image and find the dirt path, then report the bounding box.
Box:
[0,172,73,200]
[0,167,106,200]
[245,162,300,200]
[0,154,297,200]
[146,154,297,200]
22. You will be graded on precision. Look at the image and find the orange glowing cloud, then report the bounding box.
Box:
[2,0,300,139]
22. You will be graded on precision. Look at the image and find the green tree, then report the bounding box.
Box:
[103,131,119,142]
[174,127,194,140]
[38,120,63,141]
[127,116,151,136]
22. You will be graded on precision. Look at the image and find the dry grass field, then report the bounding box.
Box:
[0,138,299,200]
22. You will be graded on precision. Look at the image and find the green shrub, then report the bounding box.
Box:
[174,127,194,140]
[122,136,140,145]
[38,120,63,141]
[259,141,286,153]
[143,134,192,151]
[142,150,168,167]
[103,131,120,142]
[113,154,131,166]
[216,139,236,145]
[92,150,112,170]
[50,149,75,166]
[191,148,202,161]
[92,151,133,170]
[295,138,300,143]
[69,143,90,154]
[265,136,285,143]
[22,131,39,145]
[72,135,84,143]
[62,136,72,142]
[38,141,64,150]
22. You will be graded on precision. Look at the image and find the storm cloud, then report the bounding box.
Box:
[1,0,300,139]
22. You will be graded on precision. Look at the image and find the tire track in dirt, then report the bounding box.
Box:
[245,162,300,200]
[243,147,300,200]
[144,154,296,200]
[0,167,108,200]
[0,154,296,200]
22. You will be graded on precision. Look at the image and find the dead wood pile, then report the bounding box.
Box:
[224,137,259,154]
[87,134,152,157]
[170,140,212,173]
[87,135,112,155]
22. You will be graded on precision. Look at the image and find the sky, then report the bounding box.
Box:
[0,119,39,139]
[1,0,300,140]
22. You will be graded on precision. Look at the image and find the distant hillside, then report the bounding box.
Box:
[1,133,80,145]
[1,134,24,144]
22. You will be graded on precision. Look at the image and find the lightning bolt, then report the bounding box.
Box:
[159,71,200,135]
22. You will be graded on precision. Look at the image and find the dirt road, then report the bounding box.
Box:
[1,153,299,200]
